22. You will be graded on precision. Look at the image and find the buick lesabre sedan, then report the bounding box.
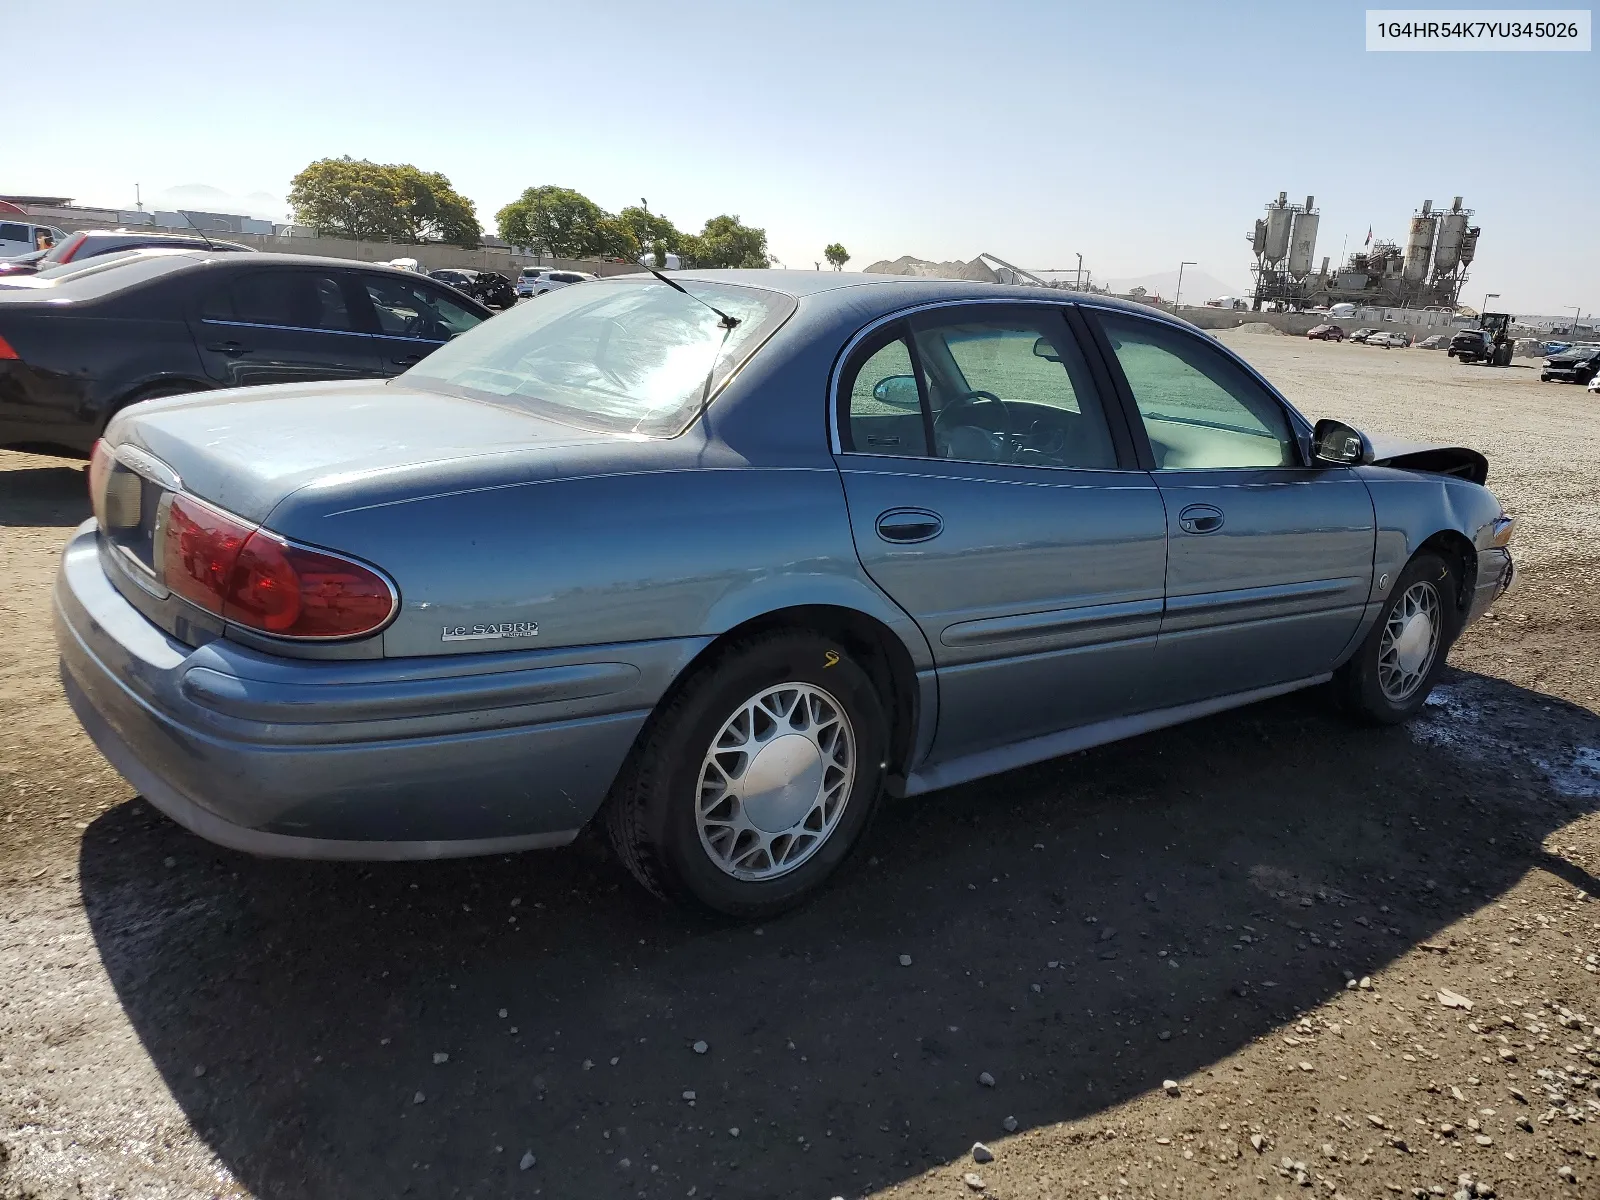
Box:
[55,272,1516,916]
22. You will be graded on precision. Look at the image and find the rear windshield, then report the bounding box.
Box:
[406,276,795,437]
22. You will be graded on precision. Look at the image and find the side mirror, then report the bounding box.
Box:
[1312,418,1375,467]
[871,374,921,411]
[1032,337,1061,362]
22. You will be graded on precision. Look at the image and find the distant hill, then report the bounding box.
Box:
[863,255,998,282]
[1102,268,1247,302]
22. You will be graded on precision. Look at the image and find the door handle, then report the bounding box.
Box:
[390,354,424,367]
[205,341,246,356]
[875,508,943,544]
[1178,503,1225,535]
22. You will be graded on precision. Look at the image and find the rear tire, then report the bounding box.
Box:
[605,630,888,917]
[1334,551,1458,724]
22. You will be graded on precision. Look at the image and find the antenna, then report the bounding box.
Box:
[174,210,219,251]
[644,265,739,329]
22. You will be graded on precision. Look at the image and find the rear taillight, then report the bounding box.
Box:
[159,494,396,640]
[0,333,18,360]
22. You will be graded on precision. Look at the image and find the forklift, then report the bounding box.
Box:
[1448,312,1514,367]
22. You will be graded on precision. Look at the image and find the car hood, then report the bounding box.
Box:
[1366,433,1488,485]
[107,377,620,526]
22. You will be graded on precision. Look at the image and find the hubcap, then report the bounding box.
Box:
[696,683,856,881]
[1377,580,1441,702]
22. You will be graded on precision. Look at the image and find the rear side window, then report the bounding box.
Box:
[840,326,928,456]
[203,271,356,332]
[0,223,27,242]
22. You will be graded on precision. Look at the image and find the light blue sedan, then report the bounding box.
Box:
[55,272,1516,915]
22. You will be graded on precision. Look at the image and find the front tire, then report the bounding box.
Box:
[605,630,889,917]
[1334,552,1458,724]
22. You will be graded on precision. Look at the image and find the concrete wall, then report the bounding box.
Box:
[33,210,641,278]
[1169,305,1462,341]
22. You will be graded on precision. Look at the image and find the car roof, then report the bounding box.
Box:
[643,268,1207,332]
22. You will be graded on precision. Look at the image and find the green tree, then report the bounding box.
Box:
[617,205,681,258]
[289,158,482,246]
[679,215,769,269]
[288,157,406,241]
[593,214,641,261]
[495,185,611,258]
[824,242,850,271]
[389,165,482,248]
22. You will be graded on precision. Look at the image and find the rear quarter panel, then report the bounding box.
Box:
[265,446,931,669]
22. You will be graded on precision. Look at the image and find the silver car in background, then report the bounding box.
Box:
[56,272,1516,916]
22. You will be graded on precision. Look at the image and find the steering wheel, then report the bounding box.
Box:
[934,390,1011,461]
[935,390,1010,435]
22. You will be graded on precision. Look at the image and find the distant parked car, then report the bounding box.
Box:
[522,269,595,297]
[0,249,490,456]
[1417,335,1450,349]
[1541,347,1600,385]
[429,268,517,310]
[1388,332,1412,347]
[1349,327,1378,343]
[1306,324,1345,341]
[0,229,253,279]
[0,219,67,259]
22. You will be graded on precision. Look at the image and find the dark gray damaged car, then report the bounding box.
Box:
[55,271,1516,915]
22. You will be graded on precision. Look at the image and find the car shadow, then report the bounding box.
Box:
[79,669,1600,1199]
[0,460,90,528]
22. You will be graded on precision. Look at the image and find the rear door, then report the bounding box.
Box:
[190,267,381,386]
[356,272,486,375]
[1085,307,1374,705]
[833,302,1168,764]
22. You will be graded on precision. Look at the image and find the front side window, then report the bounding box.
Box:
[210,271,357,332]
[405,277,794,436]
[910,310,1118,469]
[1097,312,1298,469]
[364,276,483,341]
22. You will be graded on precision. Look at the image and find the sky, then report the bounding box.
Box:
[11,0,1596,314]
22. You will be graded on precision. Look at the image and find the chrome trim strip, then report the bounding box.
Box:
[111,443,182,492]
[941,597,1163,647]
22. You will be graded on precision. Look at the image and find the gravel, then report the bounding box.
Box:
[2,341,1599,1198]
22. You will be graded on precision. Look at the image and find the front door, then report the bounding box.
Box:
[833,302,1168,764]
[1087,309,1375,704]
[191,267,380,387]
[355,272,486,375]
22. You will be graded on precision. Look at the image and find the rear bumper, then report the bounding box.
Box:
[54,522,703,858]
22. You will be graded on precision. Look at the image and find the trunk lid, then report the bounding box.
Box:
[107,377,612,525]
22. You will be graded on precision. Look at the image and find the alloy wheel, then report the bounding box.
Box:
[1377,580,1442,702]
[695,683,856,881]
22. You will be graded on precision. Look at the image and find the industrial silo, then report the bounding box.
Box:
[1263,192,1294,266]
[1288,195,1318,278]
[1432,197,1471,274]
[1459,226,1481,268]
[1403,200,1437,285]
[1252,219,1267,257]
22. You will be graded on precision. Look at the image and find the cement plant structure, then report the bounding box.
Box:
[1248,192,1479,312]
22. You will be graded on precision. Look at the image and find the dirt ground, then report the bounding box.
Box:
[3,337,1599,1200]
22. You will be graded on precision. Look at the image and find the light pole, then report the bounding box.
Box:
[1075,252,1083,290]
[1174,262,1196,311]
[1481,292,1499,317]
[1568,305,1582,335]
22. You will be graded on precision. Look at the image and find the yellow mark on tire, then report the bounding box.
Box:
[823,650,840,668]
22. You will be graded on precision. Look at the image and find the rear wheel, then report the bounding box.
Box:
[1334,551,1458,724]
[605,630,888,917]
